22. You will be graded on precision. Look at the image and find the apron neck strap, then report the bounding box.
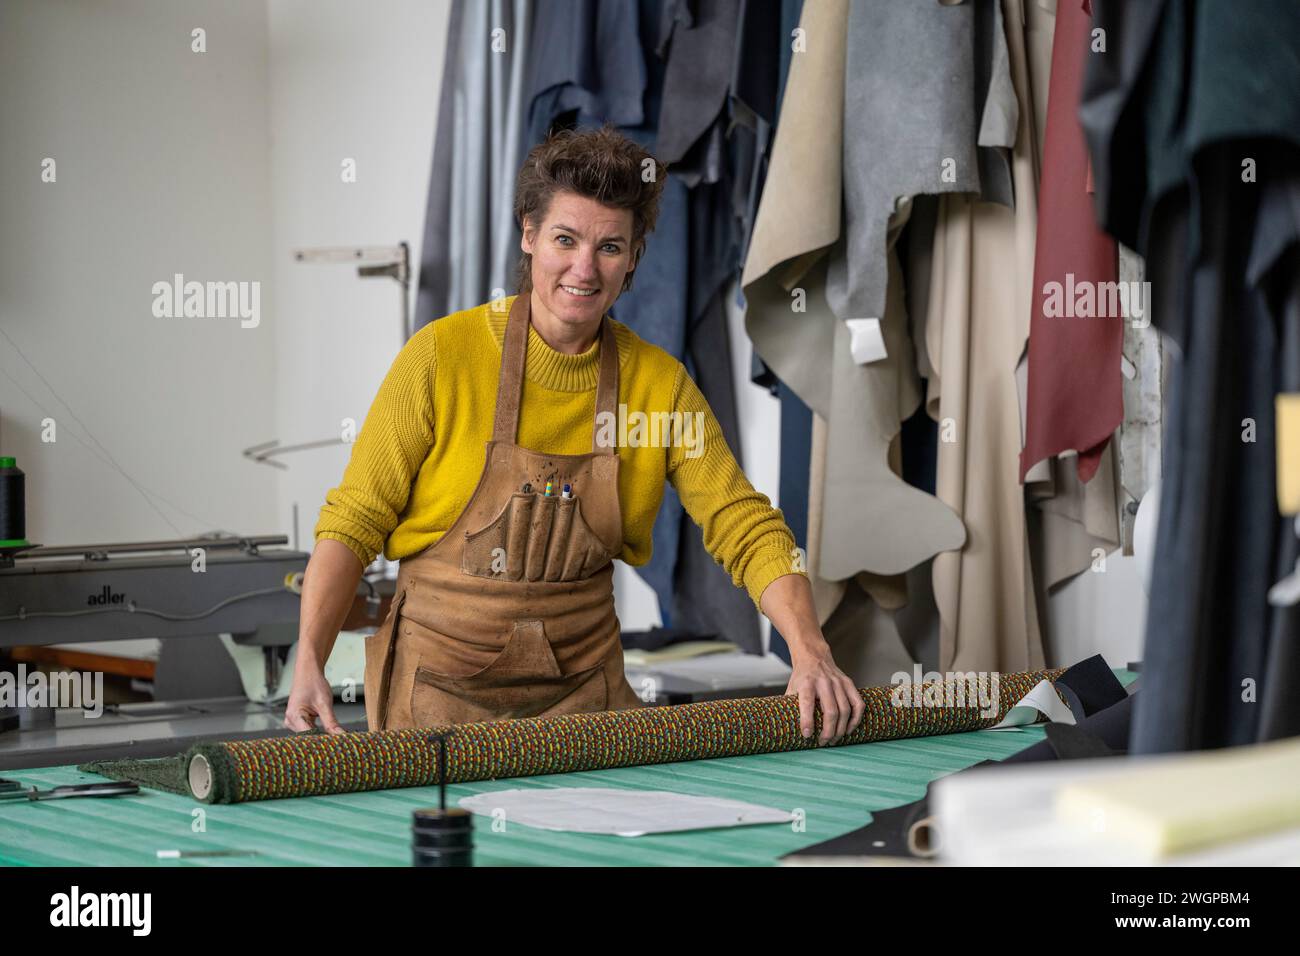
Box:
[493,293,620,455]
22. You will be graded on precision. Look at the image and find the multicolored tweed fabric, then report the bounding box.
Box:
[87,669,1064,803]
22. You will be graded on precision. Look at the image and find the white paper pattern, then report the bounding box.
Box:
[459,788,793,837]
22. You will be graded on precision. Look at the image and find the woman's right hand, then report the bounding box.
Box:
[283,666,347,735]
[285,539,367,735]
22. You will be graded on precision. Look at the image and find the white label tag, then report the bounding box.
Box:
[846,318,888,365]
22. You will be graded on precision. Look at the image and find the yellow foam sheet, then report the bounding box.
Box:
[1276,393,1300,514]
[1055,736,1300,858]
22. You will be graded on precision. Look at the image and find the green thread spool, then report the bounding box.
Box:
[0,456,28,547]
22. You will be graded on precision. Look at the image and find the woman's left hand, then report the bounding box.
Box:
[786,647,865,746]
[759,572,865,745]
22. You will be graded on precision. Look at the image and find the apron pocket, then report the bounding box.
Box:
[463,492,534,580]
[362,588,406,732]
[503,493,532,580]
[410,674,503,725]
[409,619,609,724]
[548,496,613,582]
[412,664,609,725]
[542,497,575,581]
[524,494,557,581]
[465,493,609,584]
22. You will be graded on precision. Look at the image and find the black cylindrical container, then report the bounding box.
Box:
[412,807,473,867]
[0,456,26,545]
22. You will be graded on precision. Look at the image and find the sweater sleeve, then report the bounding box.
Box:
[313,328,437,569]
[666,362,806,612]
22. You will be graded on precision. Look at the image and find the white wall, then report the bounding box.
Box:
[0,0,277,546]
[1045,551,1146,669]
[264,0,449,553]
[0,0,449,553]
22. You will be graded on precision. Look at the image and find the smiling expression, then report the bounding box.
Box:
[520,190,639,336]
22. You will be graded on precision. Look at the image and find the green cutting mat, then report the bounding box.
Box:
[0,725,1054,866]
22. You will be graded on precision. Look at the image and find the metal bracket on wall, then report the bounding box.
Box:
[242,437,348,471]
[291,241,411,341]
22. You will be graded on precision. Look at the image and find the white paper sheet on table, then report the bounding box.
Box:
[459,788,793,837]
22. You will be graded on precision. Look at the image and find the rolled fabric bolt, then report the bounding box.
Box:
[165,669,1064,804]
[544,480,553,496]
[562,483,572,498]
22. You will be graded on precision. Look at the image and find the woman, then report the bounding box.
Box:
[286,126,865,745]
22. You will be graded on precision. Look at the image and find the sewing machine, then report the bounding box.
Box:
[0,535,370,769]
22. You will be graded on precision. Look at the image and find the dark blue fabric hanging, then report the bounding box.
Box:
[522,0,768,650]
[525,0,646,144]
[1081,0,1300,752]
[767,381,811,663]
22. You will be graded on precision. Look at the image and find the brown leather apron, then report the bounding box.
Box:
[362,294,644,730]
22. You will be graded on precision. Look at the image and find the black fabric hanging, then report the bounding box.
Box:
[1080,0,1300,753]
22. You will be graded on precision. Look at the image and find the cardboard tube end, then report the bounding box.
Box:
[188,753,213,801]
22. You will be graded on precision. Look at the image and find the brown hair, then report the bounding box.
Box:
[513,124,668,296]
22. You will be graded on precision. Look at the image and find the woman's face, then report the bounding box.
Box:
[521,190,637,331]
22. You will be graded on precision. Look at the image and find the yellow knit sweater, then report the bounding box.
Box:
[314,296,804,610]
